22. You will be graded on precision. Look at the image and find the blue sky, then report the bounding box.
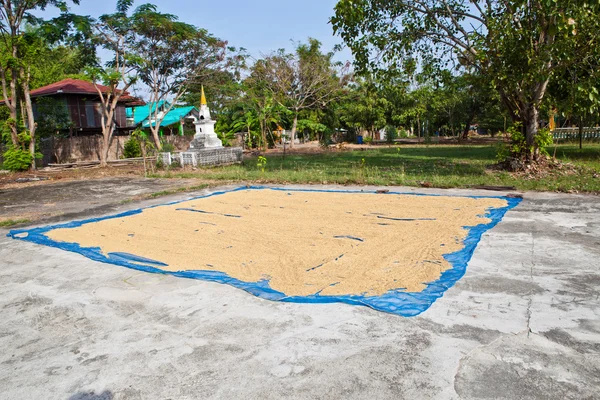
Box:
[37,0,352,62]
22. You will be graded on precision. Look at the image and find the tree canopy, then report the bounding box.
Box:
[331,0,600,159]
[2,0,599,171]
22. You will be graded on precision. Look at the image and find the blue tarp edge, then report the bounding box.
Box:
[7,186,522,318]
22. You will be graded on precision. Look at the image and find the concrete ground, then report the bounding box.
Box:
[0,184,599,400]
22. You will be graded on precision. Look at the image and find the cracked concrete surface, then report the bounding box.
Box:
[0,184,599,399]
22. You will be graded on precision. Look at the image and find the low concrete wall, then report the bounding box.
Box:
[194,147,243,167]
[40,135,194,165]
[160,147,243,168]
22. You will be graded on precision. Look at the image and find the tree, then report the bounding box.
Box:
[243,60,286,149]
[339,78,389,140]
[29,41,92,89]
[261,38,348,148]
[35,97,73,138]
[548,24,600,149]
[332,0,600,161]
[0,0,81,169]
[130,4,230,149]
[90,0,137,167]
[227,109,259,150]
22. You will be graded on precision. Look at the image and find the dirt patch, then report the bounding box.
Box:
[0,177,207,226]
[47,189,507,297]
[0,165,147,190]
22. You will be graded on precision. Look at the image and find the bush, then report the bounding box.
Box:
[123,137,142,159]
[385,126,398,144]
[534,128,554,156]
[161,141,175,153]
[496,124,554,166]
[217,131,236,147]
[2,148,33,171]
[256,156,267,172]
[170,157,182,168]
[363,136,373,145]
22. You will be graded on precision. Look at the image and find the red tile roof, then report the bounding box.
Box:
[29,78,140,103]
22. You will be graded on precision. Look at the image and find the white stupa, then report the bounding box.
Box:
[190,86,223,149]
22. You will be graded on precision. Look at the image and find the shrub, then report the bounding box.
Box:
[257,156,267,172]
[397,129,410,138]
[123,137,142,159]
[170,157,182,169]
[385,126,398,143]
[319,129,334,148]
[496,124,554,167]
[2,147,33,171]
[534,128,554,156]
[161,142,175,153]
[502,124,553,158]
[363,136,373,145]
[217,131,236,147]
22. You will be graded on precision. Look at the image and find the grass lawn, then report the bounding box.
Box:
[155,143,600,193]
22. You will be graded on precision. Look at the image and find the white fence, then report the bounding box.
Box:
[552,127,600,141]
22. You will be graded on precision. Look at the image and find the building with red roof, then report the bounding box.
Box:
[28,78,144,136]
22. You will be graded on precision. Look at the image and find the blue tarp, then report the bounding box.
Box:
[7,186,521,318]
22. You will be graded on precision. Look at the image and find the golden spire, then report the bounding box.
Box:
[200,85,207,106]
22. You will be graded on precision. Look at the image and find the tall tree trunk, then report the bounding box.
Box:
[151,126,161,151]
[21,68,36,170]
[100,135,108,167]
[462,106,476,140]
[578,116,584,150]
[0,69,19,146]
[100,124,114,167]
[100,112,115,168]
[259,120,265,150]
[246,125,250,150]
[524,105,539,160]
[290,112,298,149]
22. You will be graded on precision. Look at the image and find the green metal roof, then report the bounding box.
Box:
[141,106,197,128]
[128,101,168,124]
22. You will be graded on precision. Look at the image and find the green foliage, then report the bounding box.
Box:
[35,97,74,138]
[0,219,31,228]
[170,157,181,169]
[216,130,236,147]
[128,3,234,148]
[385,126,397,144]
[160,141,175,153]
[535,129,554,156]
[397,129,410,139]
[339,78,389,138]
[331,0,600,161]
[256,156,267,172]
[2,147,33,171]
[497,124,554,161]
[1,126,41,171]
[123,137,142,158]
